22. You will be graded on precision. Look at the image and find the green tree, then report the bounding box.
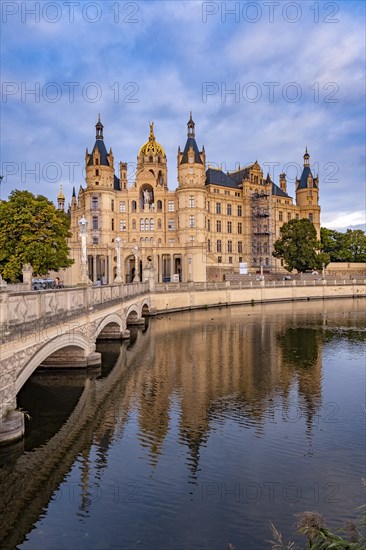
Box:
[0,190,73,281]
[321,227,366,262]
[273,218,330,273]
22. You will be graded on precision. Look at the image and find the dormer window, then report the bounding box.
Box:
[95,169,99,176]
[95,158,99,165]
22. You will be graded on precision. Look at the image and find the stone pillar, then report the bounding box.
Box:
[22,264,33,290]
[93,256,97,283]
[0,410,25,446]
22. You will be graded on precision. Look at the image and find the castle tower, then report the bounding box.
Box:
[176,113,207,281]
[85,114,118,190]
[57,184,65,211]
[295,148,320,236]
[136,122,168,189]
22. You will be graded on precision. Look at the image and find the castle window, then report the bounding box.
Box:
[149,156,153,162]
[92,197,98,209]
[150,218,154,231]
[95,158,99,165]
[238,241,243,253]
[207,239,211,252]
[119,201,126,213]
[140,219,144,231]
[189,195,195,208]
[254,176,258,184]
[92,216,98,230]
[227,221,232,233]
[228,256,233,264]
[189,215,195,228]
[228,240,233,253]
[95,182,99,186]
[158,219,162,229]
[95,169,99,176]
[287,212,291,221]
[131,201,137,212]
[237,205,242,216]
[120,220,126,231]
[145,218,149,231]
[132,219,136,230]
[217,240,222,253]
[111,219,114,231]
[111,200,114,212]
[216,202,221,214]
[309,213,313,223]
[168,200,174,212]
[227,204,232,215]
[296,213,299,220]
[207,219,211,231]
[168,219,175,231]
[279,211,283,221]
[216,220,221,232]
[157,200,163,211]
[92,237,98,244]
[238,222,242,234]
[207,201,210,212]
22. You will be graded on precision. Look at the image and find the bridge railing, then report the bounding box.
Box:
[0,282,149,329]
[154,279,366,292]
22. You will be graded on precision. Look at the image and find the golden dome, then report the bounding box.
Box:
[138,122,166,157]
[57,184,65,200]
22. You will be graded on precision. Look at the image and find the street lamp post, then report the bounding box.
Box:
[114,237,122,284]
[322,262,325,280]
[78,216,92,285]
[133,244,140,282]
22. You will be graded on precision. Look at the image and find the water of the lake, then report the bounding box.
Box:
[0,299,365,549]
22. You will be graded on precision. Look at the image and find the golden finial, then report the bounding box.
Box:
[149,121,155,141]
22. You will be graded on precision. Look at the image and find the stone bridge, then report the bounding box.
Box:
[0,282,151,444]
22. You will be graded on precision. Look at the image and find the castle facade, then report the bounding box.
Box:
[60,114,320,284]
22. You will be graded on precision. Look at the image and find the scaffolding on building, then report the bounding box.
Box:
[251,186,273,271]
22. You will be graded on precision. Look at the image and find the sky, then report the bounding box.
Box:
[0,0,365,230]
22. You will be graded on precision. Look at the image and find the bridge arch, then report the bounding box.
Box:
[95,313,125,339]
[125,304,140,325]
[141,300,150,316]
[15,332,96,395]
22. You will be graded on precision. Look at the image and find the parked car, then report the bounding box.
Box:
[32,278,54,290]
[283,275,292,281]
[162,276,171,283]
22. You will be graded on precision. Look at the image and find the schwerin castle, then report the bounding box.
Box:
[58,114,320,284]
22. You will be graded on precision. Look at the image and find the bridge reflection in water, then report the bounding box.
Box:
[0,299,365,549]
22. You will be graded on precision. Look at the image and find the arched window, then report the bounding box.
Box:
[132,201,137,212]
[157,219,162,229]
[145,218,149,231]
[132,219,136,230]
[140,219,144,231]
[157,200,162,211]
[145,237,149,242]
[150,218,154,231]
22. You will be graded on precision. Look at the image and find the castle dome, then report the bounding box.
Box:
[138,122,166,157]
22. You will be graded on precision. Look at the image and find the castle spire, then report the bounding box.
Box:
[96,114,104,140]
[187,111,195,138]
[304,146,310,166]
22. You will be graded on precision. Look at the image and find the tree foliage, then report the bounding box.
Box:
[273,218,330,273]
[321,227,366,262]
[0,190,73,281]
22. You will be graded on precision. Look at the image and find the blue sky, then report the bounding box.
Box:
[1,0,365,230]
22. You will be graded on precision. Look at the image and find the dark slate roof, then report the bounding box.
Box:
[180,137,203,164]
[114,175,121,190]
[228,167,251,184]
[87,139,110,166]
[205,168,238,188]
[272,182,291,198]
[297,166,317,189]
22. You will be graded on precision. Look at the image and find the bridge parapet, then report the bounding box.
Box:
[0,282,149,333]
